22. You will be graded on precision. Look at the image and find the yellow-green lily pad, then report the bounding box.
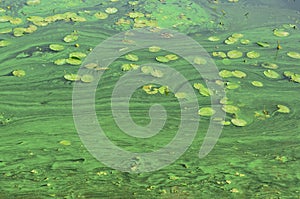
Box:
[231,33,243,38]
[283,71,294,78]
[226,82,240,90]
[277,104,290,113]
[222,105,240,114]
[94,12,108,19]
[219,70,233,78]
[175,92,187,99]
[227,50,243,59]
[12,70,25,77]
[105,7,118,14]
[49,44,64,51]
[0,40,10,47]
[193,57,207,65]
[261,62,278,69]
[151,69,164,78]
[81,74,94,83]
[0,28,12,34]
[290,74,300,83]
[263,70,280,79]
[208,36,220,42]
[232,70,247,78]
[246,51,260,59]
[231,118,247,127]
[256,41,270,48]
[198,107,215,117]
[149,46,161,52]
[125,53,139,61]
[121,63,139,71]
[141,66,153,74]
[251,81,263,87]
[165,54,179,61]
[64,73,81,81]
[26,0,40,5]
[69,52,87,59]
[156,56,169,63]
[240,39,250,45]
[287,51,300,59]
[54,58,67,65]
[273,29,289,37]
[59,140,71,146]
[66,58,82,65]
[212,51,227,58]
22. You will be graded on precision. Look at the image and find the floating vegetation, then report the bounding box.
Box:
[105,7,118,14]
[148,46,161,52]
[212,51,227,59]
[251,81,263,87]
[142,84,158,94]
[208,36,220,42]
[54,59,67,65]
[261,62,278,69]
[125,54,139,61]
[175,92,187,99]
[273,29,289,37]
[49,44,64,52]
[81,74,94,83]
[69,52,87,59]
[231,33,243,38]
[240,39,250,45]
[12,70,26,77]
[0,40,10,47]
[231,118,247,127]
[13,28,26,37]
[193,83,213,96]
[287,51,300,59]
[198,107,215,117]
[193,57,207,65]
[94,12,108,19]
[84,63,98,69]
[121,63,139,71]
[0,28,12,34]
[225,82,240,90]
[227,50,243,59]
[64,73,81,81]
[165,54,179,61]
[290,74,300,83]
[256,41,270,48]
[26,0,41,6]
[66,58,82,65]
[155,56,170,63]
[157,86,169,95]
[219,70,233,78]
[246,51,260,59]
[151,69,164,78]
[263,70,280,79]
[222,104,240,114]
[63,32,78,43]
[232,70,247,78]
[276,104,290,113]
[141,66,153,74]
[127,12,144,18]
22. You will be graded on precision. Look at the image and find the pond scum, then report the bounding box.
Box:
[0,0,300,198]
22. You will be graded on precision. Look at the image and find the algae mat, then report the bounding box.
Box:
[0,0,300,198]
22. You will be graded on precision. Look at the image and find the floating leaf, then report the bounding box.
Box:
[263,70,280,79]
[290,74,300,83]
[69,52,87,59]
[175,92,187,99]
[66,58,82,65]
[84,63,98,69]
[198,107,215,116]
[232,70,246,78]
[231,33,243,38]
[0,28,12,34]
[49,44,64,51]
[59,140,71,146]
[219,70,233,78]
[165,54,179,61]
[148,46,161,52]
[81,74,94,83]
[283,71,294,78]
[256,41,270,47]
[227,50,243,59]
[246,51,260,59]
[212,51,227,58]
[64,74,81,81]
[277,104,290,113]
[121,63,139,71]
[151,69,164,78]
[141,66,153,74]
[226,82,240,90]
[273,29,289,37]
[105,7,118,14]
[94,12,108,19]
[54,58,66,65]
[222,105,239,114]
[193,57,207,65]
[251,81,263,87]
[208,36,220,42]
[12,70,25,77]
[0,40,10,47]
[199,87,213,96]
[287,51,300,59]
[63,33,78,43]
[26,0,41,6]
[125,53,139,61]
[261,62,278,69]
[155,56,169,63]
[142,84,158,94]
[231,118,247,127]
[158,86,169,94]
[240,39,250,45]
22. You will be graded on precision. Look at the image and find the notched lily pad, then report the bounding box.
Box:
[156,56,169,63]
[149,46,161,52]
[231,118,247,127]
[227,50,243,59]
[219,70,233,78]
[277,104,290,113]
[64,73,81,81]
[263,70,280,79]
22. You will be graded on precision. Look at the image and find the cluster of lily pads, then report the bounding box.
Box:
[63,73,94,83]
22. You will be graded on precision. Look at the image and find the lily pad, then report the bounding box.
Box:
[277,104,290,113]
[287,52,300,59]
[94,12,108,19]
[121,63,139,71]
[231,118,247,127]
[198,107,215,117]
[54,59,67,65]
[226,82,240,90]
[212,51,227,58]
[158,86,169,94]
[283,71,294,78]
[149,46,161,52]
[84,63,98,69]
[156,56,169,63]
[232,33,243,38]
[49,44,64,51]
[64,74,81,81]
[63,33,78,43]
[208,36,220,42]
[26,0,40,6]
[141,66,153,74]
[219,70,233,78]
[246,51,260,59]
[105,7,118,14]
[151,69,164,78]
[290,74,300,83]
[251,81,263,87]
[227,50,243,59]
[66,58,82,65]
[256,41,270,48]
[261,62,278,69]
[12,70,25,77]
[222,105,239,114]
[125,53,139,61]
[240,39,250,45]
[59,140,71,146]
[232,70,247,78]
[69,52,87,59]
[175,92,187,99]
[0,40,10,47]
[165,54,179,61]
[81,74,94,83]
[263,70,280,79]
[273,29,289,37]
[193,57,207,65]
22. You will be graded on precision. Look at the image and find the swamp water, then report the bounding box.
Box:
[0,0,300,198]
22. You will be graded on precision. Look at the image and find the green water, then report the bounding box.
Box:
[1,0,300,198]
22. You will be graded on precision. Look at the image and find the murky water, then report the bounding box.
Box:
[1,0,299,198]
